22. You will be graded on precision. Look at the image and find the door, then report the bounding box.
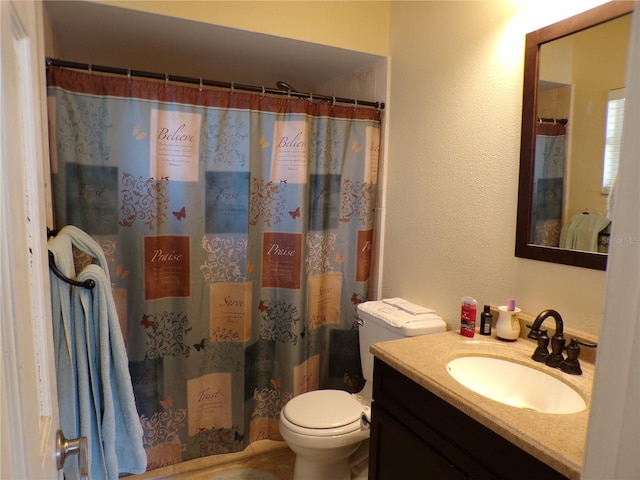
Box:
[1,1,61,478]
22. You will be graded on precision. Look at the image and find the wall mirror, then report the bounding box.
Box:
[516,1,634,270]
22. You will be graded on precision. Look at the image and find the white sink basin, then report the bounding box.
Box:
[446,356,586,414]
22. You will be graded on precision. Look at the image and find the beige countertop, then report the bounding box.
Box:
[370,329,595,480]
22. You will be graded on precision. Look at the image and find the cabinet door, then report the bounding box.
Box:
[370,404,467,480]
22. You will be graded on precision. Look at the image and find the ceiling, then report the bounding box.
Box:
[44,1,382,94]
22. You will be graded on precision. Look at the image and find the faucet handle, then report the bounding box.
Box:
[531,329,550,362]
[526,323,540,340]
[560,338,597,375]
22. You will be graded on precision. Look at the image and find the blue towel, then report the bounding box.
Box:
[75,265,147,477]
[49,226,146,479]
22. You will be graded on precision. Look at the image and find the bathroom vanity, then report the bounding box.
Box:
[368,330,594,480]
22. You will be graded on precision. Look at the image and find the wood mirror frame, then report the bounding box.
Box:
[515,1,634,271]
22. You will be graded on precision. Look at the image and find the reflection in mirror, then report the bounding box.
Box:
[516,1,634,270]
[533,14,630,252]
[601,88,626,194]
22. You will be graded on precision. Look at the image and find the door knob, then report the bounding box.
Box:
[55,430,88,480]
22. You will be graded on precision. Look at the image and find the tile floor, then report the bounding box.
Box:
[130,440,295,480]
[129,439,370,479]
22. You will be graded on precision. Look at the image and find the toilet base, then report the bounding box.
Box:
[293,457,351,480]
[293,454,351,480]
[292,443,360,480]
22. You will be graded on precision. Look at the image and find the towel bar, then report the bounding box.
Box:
[48,251,96,289]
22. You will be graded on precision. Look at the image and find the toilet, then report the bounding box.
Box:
[279,299,447,480]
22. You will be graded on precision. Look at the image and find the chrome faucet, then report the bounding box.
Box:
[527,309,566,368]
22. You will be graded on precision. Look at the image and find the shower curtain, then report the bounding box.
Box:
[531,122,566,247]
[46,67,381,470]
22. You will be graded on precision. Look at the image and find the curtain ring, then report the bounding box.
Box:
[308,93,313,103]
[127,69,131,83]
[88,63,92,76]
[165,74,169,88]
[353,99,358,109]
[230,82,234,95]
[332,96,336,108]
[261,86,265,98]
[199,78,203,92]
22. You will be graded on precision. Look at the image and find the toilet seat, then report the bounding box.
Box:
[281,390,365,437]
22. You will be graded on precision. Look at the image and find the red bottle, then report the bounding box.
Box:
[460,296,477,338]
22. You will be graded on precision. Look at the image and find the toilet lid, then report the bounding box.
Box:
[283,390,363,429]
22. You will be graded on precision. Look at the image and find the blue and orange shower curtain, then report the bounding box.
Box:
[46,67,381,470]
[531,122,566,247]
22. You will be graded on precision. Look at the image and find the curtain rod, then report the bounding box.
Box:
[46,58,385,110]
[537,116,568,125]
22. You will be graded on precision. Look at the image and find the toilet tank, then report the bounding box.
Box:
[357,300,447,383]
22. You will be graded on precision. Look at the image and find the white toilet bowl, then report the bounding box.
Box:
[279,300,447,480]
[279,390,370,480]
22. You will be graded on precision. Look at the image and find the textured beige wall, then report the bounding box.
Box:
[95,0,390,56]
[383,1,609,335]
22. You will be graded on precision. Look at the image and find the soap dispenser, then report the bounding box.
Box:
[496,299,521,341]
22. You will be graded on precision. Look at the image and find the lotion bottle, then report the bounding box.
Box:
[479,305,492,336]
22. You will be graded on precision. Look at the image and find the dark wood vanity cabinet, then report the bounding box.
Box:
[368,358,570,480]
